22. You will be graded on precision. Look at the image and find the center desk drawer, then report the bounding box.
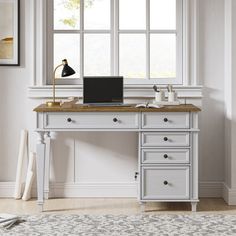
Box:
[142,132,190,147]
[44,112,139,129]
[142,112,190,129]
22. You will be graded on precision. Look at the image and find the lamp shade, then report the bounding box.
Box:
[61,59,76,77]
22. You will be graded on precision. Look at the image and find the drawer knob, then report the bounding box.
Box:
[164,181,168,185]
[164,118,168,122]
[113,118,118,122]
[164,154,168,159]
[67,118,72,123]
[163,137,168,141]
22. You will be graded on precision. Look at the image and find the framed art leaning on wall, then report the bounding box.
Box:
[0,0,19,66]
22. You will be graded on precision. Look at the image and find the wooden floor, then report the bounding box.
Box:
[0,198,236,215]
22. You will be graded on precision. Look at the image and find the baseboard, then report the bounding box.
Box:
[0,181,223,198]
[223,183,236,205]
[199,181,223,198]
[35,182,138,198]
[0,182,138,198]
[0,182,16,198]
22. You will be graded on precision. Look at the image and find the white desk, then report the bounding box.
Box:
[34,104,201,212]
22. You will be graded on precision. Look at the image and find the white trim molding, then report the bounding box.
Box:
[199,181,223,198]
[223,183,236,205]
[29,0,201,89]
[0,182,138,198]
[224,0,236,205]
[45,182,138,198]
[182,0,199,86]
[28,85,203,99]
[0,182,16,198]
[0,181,222,198]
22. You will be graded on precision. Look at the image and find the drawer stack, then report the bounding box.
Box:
[140,112,191,201]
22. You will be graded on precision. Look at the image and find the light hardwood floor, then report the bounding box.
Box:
[0,198,236,215]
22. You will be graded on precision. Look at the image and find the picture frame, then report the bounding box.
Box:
[0,0,20,66]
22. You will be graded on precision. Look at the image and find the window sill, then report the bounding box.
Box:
[28,85,203,99]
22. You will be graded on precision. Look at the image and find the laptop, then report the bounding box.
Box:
[83,76,125,106]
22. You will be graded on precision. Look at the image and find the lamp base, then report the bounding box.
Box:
[46,101,61,107]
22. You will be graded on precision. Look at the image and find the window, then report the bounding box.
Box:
[48,0,183,85]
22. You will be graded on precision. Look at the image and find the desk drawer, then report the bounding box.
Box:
[142,112,189,129]
[44,112,139,129]
[142,149,190,164]
[142,132,190,147]
[141,166,190,200]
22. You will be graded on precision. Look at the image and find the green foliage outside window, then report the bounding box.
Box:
[60,0,94,28]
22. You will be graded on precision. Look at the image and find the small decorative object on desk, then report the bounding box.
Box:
[167,84,178,102]
[153,85,165,102]
[152,84,180,105]
[62,97,79,107]
[135,102,163,108]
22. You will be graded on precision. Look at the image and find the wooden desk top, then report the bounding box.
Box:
[34,104,201,113]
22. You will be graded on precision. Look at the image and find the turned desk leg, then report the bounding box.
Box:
[44,132,51,200]
[36,131,46,212]
[191,202,197,212]
[140,202,146,212]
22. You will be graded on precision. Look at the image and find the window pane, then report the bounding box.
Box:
[119,0,146,30]
[84,0,110,29]
[150,34,176,78]
[54,34,80,78]
[150,0,176,30]
[54,0,80,30]
[84,34,110,76]
[119,34,146,78]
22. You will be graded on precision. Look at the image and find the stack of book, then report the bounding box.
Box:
[0,214,20,229]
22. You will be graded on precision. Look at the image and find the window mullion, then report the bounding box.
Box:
[80,0,84,81]
[146,0,150,80]
[47,0,54,85]
[110,0,114,75]
[54,30,80,34]
[118,30,147,34]
[114,0,119,76]
[176,0,183,85]
[83,30,111,34]
[149,30,177,34]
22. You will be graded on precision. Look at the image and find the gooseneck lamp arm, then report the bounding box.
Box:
[52,63,64,104]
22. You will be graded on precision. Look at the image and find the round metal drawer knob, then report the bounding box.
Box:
[67,118,72,123]
[164,154,168,159]
[163,137,168,141]
[164,118,168,122]
[113,118,118,122]
[164,181,168,185]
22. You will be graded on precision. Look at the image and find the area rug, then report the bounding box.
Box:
[1,214,236,236]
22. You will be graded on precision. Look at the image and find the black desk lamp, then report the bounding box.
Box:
[46,59,75,107]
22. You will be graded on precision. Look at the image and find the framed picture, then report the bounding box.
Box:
[0,0,19,66]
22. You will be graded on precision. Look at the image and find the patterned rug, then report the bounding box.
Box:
[0,214,236,236]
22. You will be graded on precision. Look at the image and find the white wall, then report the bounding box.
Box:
[198,0,225,183]
[0,0,226,197]
[0,0,31,181]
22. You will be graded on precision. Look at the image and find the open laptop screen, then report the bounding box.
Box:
[83,76,123,105]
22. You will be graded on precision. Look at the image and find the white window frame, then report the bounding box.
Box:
[29,0,202,98]
[47,0,183,85]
